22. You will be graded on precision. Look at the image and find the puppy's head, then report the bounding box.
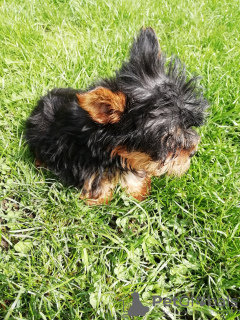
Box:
[113,27,208,176]
[77,28,208,177]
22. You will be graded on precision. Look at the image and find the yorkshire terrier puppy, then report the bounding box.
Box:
[26,27,208,205]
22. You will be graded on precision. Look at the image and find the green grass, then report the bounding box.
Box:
[0,0,240,319]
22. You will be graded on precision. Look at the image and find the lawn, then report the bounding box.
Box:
[0,0,240,319]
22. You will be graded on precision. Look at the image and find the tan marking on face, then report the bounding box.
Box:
[77,87,126,124]
[112,143,199,178]
[158,146,199,177]
[166,150,191,177]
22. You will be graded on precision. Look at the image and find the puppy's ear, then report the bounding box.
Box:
[129,27,161,72]
[77,87,126,124]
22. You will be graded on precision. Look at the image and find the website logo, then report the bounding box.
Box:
[121,291,149,318]
[120,292,238,318]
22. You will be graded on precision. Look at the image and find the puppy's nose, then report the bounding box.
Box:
[189,150,196,158]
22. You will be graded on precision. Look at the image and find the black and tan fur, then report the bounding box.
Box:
[25,28,208,205]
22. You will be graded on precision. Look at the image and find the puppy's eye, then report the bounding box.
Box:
[189,150,196,158]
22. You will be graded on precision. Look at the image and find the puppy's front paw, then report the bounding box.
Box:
[80,175,116,205]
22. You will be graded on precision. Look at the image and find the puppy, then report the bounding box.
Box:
[25,27,208,205]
